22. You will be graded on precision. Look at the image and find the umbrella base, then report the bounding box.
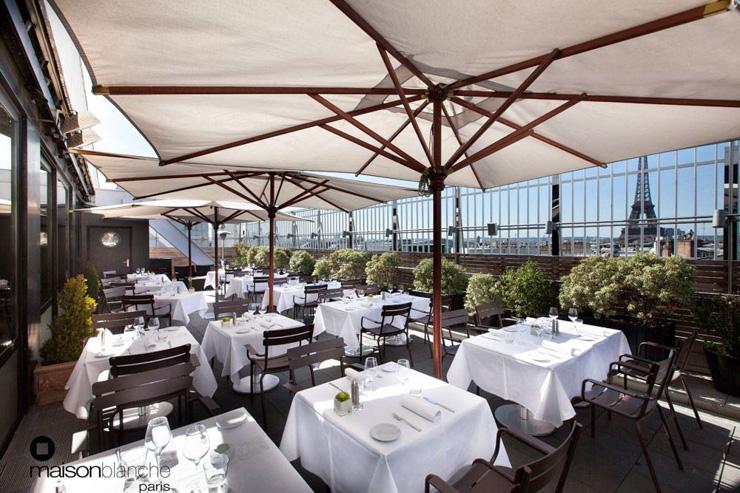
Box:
[494,403,556,437]
[232,373,280,394]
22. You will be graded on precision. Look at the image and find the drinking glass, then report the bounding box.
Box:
[204,452,229,489]
[134,316,145,332]
[364,356,377,391]
[357,289,365,298]
[144,417,171,473]
[123,325,137,342]
[183,424,210,474]
[548,307,559,321]
[568,308,578,324]
[397,359,411,389]
[148,317,160,331]
[574,318,584,336]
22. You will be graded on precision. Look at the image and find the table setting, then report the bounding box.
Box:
[281,359,507,493]
[447,313,631,431]
[31,408,312,492]
[151,289,208,325]
[63,325,218,420]
[200,311,316,393]
[260,279,342,313]
[313,291,430,355]
[126,271,170,284]
[223,271,290,300]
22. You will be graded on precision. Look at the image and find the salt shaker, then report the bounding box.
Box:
[351,379,363,411]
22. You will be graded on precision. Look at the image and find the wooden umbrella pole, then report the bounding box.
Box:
[213,207,219,303]
[430,90,446,379]
[187,222,193,281]
[267,174,276,313]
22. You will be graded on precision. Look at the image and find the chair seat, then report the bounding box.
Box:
[585,386,655,418]
[362,324,403,337]
[447,462,514,492]
[254,354,290,372]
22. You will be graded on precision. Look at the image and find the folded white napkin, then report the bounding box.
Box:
[344,368,363,382]
[342,289,358,299]
[400,396,440,423]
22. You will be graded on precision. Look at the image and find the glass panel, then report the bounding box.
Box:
[40,165,51,305]
[56,178,69,286]
[0,103,15,345]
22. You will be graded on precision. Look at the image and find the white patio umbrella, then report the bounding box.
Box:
[83,199,307,282]
[80,152,419,306]
[53,0,740,377]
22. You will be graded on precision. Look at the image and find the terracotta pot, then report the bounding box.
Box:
[33,361,76,405]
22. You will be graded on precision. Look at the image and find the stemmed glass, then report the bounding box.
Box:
[568,308,578,324]
[147,317,160,331]
[364,356,377,391]
[144,417,171,475]
[548,306,559,321]
[183,424,210,475]
[134,316,146,336]
[397,358,410,390]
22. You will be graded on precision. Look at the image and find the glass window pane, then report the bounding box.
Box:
[40,165,50,305]
[0,103,15,345]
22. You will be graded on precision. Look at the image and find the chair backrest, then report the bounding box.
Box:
[340,279,362,289]
[251,276,270,291]
[102,270,119,279]
[381,302,413,319]
[304,283,328,295]
[102,286,126,300]
[651,348,677,401]
[676,330,698,371]
[109,344,192,377]
[262,325,314,349]
[364,284,380,295]
[92,310,147,333]
[213,299,251,319]
[324,287,344,300]
[122,294,155,314]
[476,301,504,325]
[515,421,582,493]
[274,277,288,286]
[440,309,469,329]
[286,336,346,371]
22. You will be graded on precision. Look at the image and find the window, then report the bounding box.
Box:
[40,163,52,306]
[56,178,70,287]
[0,102,16,347]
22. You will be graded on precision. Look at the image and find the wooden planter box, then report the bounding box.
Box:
[34,361,76,406]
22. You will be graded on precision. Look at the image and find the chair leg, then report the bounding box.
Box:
[260,373,267,428]
[656,405,684,471]
[635,419,662,493]
[249,364,255,405]
[405,335,414,368]
[679,375,703,429]
[664,388,688,451]
[590,404,596,439]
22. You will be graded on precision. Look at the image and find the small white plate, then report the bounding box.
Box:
[236,329,251,334]
[381,362,399,373]
[370,423,401,442]
[216,411,248,430]
[579,335,598,341]
[532,356,551,363]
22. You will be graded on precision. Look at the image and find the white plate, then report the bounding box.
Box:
[381,362,399,373]
[216,411,248,430]
[236,329,251,334]
[532,356,551,363]
[579,336,598,341]
[370,423,401,442]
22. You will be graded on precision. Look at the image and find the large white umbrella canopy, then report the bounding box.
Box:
[52,0,740,375]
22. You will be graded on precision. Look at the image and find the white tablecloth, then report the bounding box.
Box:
[281,365,508,493]
[201,314,317,383]
[260,281,342,313]
[63,326,218,419]
[447,321,631,427]
[204,269,224,289]
[31,408,312,492]
[126,273,170,284]
[134,280,187,295]
[224,273,290,299]
[153,291,208,325]
[314,294,430,351]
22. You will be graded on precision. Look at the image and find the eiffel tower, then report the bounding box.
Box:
[620,156,660,243]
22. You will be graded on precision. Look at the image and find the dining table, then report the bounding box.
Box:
[223,272,290,300]
[151,289,208,325]
[201,312,318,393]
[281,363,508,493]
[126,273,170,284]
[63,326,218,420]
[447,318,631,434]
[260,280,342,313]
[314,293,430,356]
[31,407,312,492]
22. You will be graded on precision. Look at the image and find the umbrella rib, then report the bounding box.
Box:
[449,96,605,168]
[274,174,287,206]
[183,207,212,224]
[159,95,422,165]
[280,185,331,210]
[223,209,246,223]
[445,49,559,168]
[442,102,485,190]
[132,175,232,200]
[448,0,732,90]
[309,93,427,173]
[226,171,269,208]
[318,123,420,171]
[355,100,430,177]
[203,176,268,209]
[283,176,349,213]
[449,98,583,174]
[286,174,388,204]
[377,45,433,165]
[93,85,426,96]
[277,179,330,209]
[329,0,433,87]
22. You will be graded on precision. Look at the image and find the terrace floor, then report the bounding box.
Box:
[1,312,738,493]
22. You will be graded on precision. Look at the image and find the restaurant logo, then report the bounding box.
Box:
[30,435,55,461]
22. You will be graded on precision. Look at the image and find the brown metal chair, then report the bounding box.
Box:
[582,349,683,493]
[475,301,505,329]
[246,324,314,425]
[325,287,345,302]
[284,337,347,393]
[122,294,172,326]
[102,270,119,279]
[246,275,270,304]
[437,309,473,360]
[213,299,251,320]
[425,421,581,493]
[360,302,413,365]
[292,284,327,322]
[92,310,147,334]
[363,284,380,296]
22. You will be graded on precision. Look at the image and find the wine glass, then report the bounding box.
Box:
[364,356,378,391]
[183,424,210,474]
[123,325,137,342]
[397,358,411,389]
[549,307,559,321]
[148,317,160,331]
[568,308,578,324]
[357,289,365,298]
[145,417,171,473]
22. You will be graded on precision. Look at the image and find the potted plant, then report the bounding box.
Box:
[35,275,97,404]
[83,261,100,302]
[274,248,292,273]
[694,295,740,396]
[312,258,333,281]
[289,250,315,276]
[365,252,399,290]
[327,249,370,281]
[412,258,468,309]
[252,246,269,268]
[497,261,552,318]
[232,242,251,268]
[464,273,499,312]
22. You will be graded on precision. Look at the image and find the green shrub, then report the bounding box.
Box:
[413,258,468,295]
[243,246,257,266]
[559,256,622,319]
[365,253,400,289]
[83,262,100,301]
[694,295,740,358]
[232,243,251,267]
[327,249,370,280]
[289,250,315,275]
[41,275,97,364]
[274,248,291,270]
[464,274,500,312]
[499,261,552,318]
[312,257,333,280]
[252,246,269,267]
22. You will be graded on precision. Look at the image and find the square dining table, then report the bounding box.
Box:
[260,280,342,313]
[281,364,508,493]
[63,326,217,420]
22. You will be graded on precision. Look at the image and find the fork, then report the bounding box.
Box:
[392,412,421,432]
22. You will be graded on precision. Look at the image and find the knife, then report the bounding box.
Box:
[423,396,455,413]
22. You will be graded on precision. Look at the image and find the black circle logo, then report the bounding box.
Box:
[30,436,55,461]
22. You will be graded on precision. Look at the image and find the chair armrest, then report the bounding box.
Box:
[472,458,517,483]
[619,353,657,366]
[425,474,460,493]
[495,426,555,457]
[638,341,674,359]
[609,359,654,379]
[582,378,651,402]
[245,344,264,360]
[189,390,221,416]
